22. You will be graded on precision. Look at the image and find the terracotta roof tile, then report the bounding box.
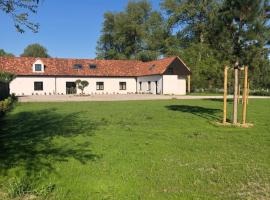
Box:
[0,56,190,77]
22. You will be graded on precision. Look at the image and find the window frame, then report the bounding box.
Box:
[34,81,43,91]
[96,82,104,90]
[73,64,83,70]
[89,64,97,69]
[167,67,174,74]
[32,59,44,73]
[34,64,42,72]
[119,82,126,90]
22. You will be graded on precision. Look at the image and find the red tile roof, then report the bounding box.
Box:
[0,56,190,77]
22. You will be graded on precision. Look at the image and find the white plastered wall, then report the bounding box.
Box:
[56,77,136,94]
[136,75,162,94]
[10,77,56,96]
[10,77,137,95]
[162,75,186,95]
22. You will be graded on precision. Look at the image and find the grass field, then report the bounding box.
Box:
[0,99,269,200]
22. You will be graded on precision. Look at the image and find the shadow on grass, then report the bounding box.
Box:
[166,105,222,121]
[204,98,233,103]
[0,108,104,178]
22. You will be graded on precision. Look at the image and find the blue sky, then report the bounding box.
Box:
[0,0,161,58]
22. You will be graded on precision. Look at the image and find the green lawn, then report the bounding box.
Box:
[0,99,269,200]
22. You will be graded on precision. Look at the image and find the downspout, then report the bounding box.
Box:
[162,75,164,95]
[135,77,137,93]
[55,76,57,94]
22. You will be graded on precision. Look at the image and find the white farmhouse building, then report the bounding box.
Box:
[0,56,191,96]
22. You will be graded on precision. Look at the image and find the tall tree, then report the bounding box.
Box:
[161,0,220,46]
[0,49,14,57]
[213,0,270,124]
[21,43,50,58]
[0,0,40,33]
[161,0,225,90]
[96,0,169,61]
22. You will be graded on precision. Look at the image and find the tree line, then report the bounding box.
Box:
[0,43,50,58]
[96,0,270,90]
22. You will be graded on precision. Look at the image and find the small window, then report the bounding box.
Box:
[139,82,142,90]
[73,64,83,69]
[96,82,104,90]
[89,64,97,69]
[168,67,173,74]
[119,82,126,90]
[148,81,151,90]
[35,64,42,72]
[34,82,43,91]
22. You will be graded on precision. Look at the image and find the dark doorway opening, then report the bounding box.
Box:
[66,82,77,94]
[155,81,158,94]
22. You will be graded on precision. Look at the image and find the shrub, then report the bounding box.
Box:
[250,89,270,96]
[0,95,16,117]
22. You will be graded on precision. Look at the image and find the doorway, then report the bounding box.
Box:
[66,82,77,94]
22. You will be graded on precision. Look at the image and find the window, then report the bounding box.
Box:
[35,64,42,72]
[139,82,142,90]
[148,81,151,90]
[89,64,97,69]
[34,82,43,91]
[73,64,83,69]
[168,67,173,74]
[119,82,126,90]
[33,59,44,73]
[96,82,104,90]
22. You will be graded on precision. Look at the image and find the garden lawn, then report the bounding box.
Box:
[0,99,269,200]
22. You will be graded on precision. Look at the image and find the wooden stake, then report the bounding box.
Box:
[247,81,249,105]
[187,75,191,93]
[238,84,241,104]
[242,66,248,125]
[233,67,239,124]
[223,66,228,124]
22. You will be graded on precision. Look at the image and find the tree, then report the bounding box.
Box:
[75,79,89,94]
[96,0,170,61]
[0,0,40,33]
[161,0,225,90]
[213,0,270,124]
[0,71,16,83]
[21,43,50,58]
[161,0,220,47]
[0,71,16,99]
[0,49,14,57]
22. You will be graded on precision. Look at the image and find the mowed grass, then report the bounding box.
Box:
[0,99,269,200]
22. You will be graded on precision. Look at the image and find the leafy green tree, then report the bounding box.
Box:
[161,0,220,46]
[0,0,40,33]
[96,0,169,61]
[0,71,16,99]
[213,0,270,123]
[0,71,16,83]
[75,79,89,94]
[179,43,225,90]
[161,0,224,90]
[21,43,50,58]
[0,49,14,57]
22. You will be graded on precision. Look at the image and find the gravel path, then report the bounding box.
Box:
[18,94,270,102]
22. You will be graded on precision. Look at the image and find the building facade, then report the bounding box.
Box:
[0,56,191,96]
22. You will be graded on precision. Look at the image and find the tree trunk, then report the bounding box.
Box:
[233,67,239,124]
